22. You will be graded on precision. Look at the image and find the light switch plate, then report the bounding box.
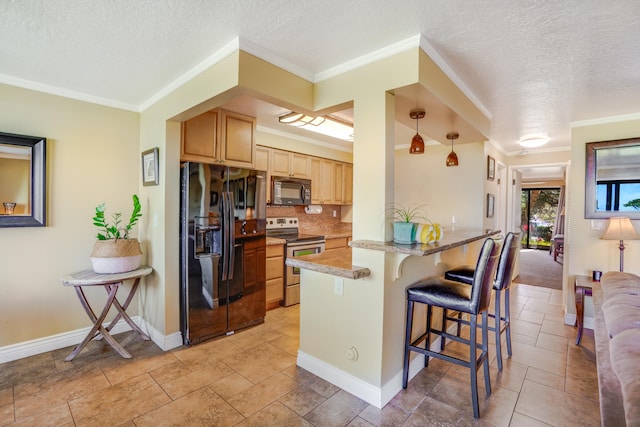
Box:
[591,220,606,230]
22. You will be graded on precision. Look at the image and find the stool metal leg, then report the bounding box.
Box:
[505,288,512,357]
[425,305,432,367]
[494,289,503,371]
[482,310,491,396]
[469,313,480,419]
[402,300,414,389]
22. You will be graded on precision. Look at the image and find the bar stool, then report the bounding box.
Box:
[444,232,520,371]
[402,238,499,419]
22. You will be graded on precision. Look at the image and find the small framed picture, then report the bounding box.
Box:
[142,147,159,186]
[487,156,495,181]
[487,193,495,218]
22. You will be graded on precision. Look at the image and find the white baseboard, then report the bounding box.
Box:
[0,317,183,364]
[297,334,445,409]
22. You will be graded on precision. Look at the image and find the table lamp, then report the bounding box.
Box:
[601,216,640,272]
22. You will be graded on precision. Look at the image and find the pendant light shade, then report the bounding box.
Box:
[409,109,426,154]
[446,132,459,166]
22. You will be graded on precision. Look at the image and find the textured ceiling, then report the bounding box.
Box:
[2,0,640,156]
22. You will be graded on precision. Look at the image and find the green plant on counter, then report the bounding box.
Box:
[93,194,142,240]
[386,203,428,223]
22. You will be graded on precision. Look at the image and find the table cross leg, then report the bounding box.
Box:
[103,279,150,340]
[65,283,132,361]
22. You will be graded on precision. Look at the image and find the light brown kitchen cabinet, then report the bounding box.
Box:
[219,110,256,168]
[180,109,256,168]
[270,148,310,178]
[343,163,353,204]
[181,110,219,162]
[333,162,344,204]
[265,243,285,310]
[319,159,334,204]
[324,236,349,255]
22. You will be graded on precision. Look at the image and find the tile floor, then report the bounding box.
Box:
[0,282,600,426]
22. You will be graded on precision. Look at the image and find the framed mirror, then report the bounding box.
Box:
[585,137,640,219]
[0,132,47,227]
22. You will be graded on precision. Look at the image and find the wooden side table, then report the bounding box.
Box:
[574,275,595,345]
[62,266,152,361]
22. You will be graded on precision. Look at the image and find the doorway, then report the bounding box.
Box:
[521,188,560,250]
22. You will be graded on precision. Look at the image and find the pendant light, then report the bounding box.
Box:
[446,132,459,167]
[409,108,425,154]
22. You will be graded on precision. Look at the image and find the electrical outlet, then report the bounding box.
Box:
[334,278,344,295]
[333,210,337,217]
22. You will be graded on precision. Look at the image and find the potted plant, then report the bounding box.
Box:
[386,204,427,244]
[90,194,143,273]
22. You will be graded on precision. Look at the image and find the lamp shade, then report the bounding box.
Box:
[410,133,425,154]
[601,217,640,241]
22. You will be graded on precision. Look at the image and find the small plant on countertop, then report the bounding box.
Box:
[93,194,142,240]
[386,203,428,223]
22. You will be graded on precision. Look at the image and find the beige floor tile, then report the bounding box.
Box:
[510,411,553,426]
[227,372,298,417]
[0,388,12,406]
[510,331,538,346]
[489,359,528,393]
[510,341,566,376]
[133,386,244,426]
[222,343,296,384]
[68,373,171,426]
[515,380,600,427]
[510,318,542,338]
[347,416,376,426]
[524,299,564,315]
[9,403,73,427]
[525,367,565,391]
[358,402,410,426]
[278,385,327,416]
[518,310,545,324]
[0,403,14,425]
[148,359,192,385]
[210,372,254,400]
[14,365,110,418]
[160,361,236,400]
[303,390,369,427]
[171,338,244,370]
[268,333,300,356]
[540,318,576,338]
[101,351,178,385]
[237,401,313,426]
[282,365,341,398]
[535,331,569,354]
[401,395,466,426]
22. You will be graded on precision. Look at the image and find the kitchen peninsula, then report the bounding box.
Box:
[289,228,501,409]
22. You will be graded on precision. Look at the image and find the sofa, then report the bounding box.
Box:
[593,271,640,427]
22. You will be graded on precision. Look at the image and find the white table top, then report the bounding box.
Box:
[61,266,152,286]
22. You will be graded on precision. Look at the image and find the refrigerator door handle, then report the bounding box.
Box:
[227,192,236,280]
[221,192,230,281]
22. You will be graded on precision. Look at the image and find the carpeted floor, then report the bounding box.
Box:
[515,248,563,290]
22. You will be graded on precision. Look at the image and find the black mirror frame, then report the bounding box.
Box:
[585,136,640,219]
[0,132,47,227]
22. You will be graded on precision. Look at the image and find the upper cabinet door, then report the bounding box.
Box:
[270,149,311,179]
[181,110,219,162]
[220,110,256,169]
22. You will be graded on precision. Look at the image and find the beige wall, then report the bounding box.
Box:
[395,142,484,229]
[0,83,139,347]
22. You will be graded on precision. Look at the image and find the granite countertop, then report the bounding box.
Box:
[266,237,286,246]
[323,232,352,239]
[349,229,501,256]
[285,248,370,279]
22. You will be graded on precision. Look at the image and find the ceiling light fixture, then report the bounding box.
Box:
[519,137,548,148]
[278,111,353,141]
[445,132,459,167]
[409,108,426,154]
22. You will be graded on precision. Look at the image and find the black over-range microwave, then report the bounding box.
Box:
[271,176,311,206]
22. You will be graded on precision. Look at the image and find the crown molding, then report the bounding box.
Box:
[570,112,640,128]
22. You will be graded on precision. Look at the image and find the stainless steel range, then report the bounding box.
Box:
[266,217,325,306]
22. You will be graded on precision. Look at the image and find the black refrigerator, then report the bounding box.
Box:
[180,162,267,345]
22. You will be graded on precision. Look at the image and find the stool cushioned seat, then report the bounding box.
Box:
[402,238,500,419]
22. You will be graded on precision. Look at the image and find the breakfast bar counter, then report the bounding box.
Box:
[286,248,370,279]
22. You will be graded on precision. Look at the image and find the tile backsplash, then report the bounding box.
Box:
[266,205,352,237]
